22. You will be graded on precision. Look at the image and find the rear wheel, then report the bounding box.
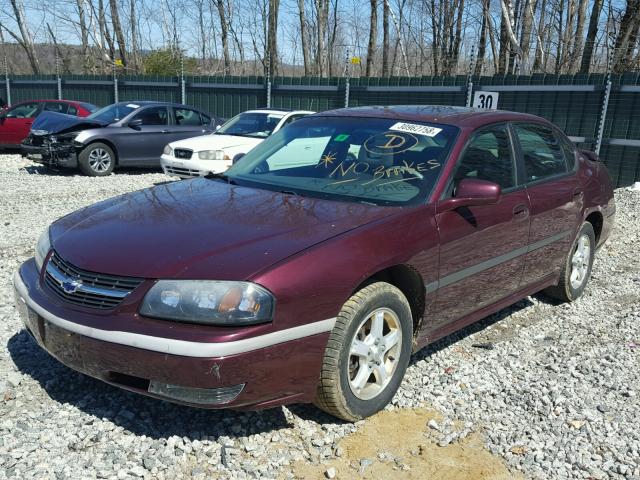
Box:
[78,142,115,176]
[544,222,595,302]
[314,282,413,421]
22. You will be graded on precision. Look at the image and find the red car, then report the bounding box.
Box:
[13,106,615,421]
[0,100,97,148]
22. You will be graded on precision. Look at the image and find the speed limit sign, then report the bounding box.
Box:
[472,91,499,110]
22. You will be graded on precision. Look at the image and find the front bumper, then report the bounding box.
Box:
[13,259,330,410]
[21,142,78,168]
[160,154,230,179]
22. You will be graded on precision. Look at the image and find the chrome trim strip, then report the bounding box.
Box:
[46,262,130,299]
[426,230,572,294]
[13,270,335,358]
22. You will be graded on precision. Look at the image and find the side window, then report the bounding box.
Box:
[452,125,515,192]
[560,136,576,171]
[200,113,211,125]
[173,108,202,126]
[515,123,567,182]
[43,102,69,114]
[6,103,40,118]
[281,114,307,128]
[68,104,78,116]
[132,106,169,126]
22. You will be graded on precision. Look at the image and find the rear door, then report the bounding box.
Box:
[0,102,42,145]
[429,124,531,335]
[114,106,171,166]
[170,107,213,140]
[42,102,70,115]
[512,122,582,284]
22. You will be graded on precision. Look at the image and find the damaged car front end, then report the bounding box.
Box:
[21,112,106,169]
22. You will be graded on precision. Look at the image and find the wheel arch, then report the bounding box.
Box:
[585,210,603,244]
[352,264,426,339]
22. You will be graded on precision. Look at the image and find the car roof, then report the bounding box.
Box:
[313,105,551,128]
[244,108,315,116]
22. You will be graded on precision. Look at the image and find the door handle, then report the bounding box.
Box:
[573,188,584,199]
[512,204,529,219]
[161,130,170,134]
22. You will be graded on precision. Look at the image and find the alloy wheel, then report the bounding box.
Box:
[570,234,591,290]
[88,148,112,173]
[348,307,403,401]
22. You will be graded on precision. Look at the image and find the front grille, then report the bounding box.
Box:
[44,251,144,310]
[164,166,202,177]
[174,148,193,159]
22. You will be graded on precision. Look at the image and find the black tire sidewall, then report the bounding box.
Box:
[337,288,413,419]
[564,222,596,300]
[79,143,115,176]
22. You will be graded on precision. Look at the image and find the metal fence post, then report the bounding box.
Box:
[112,62,119,103]
[344,47,350,108]
[57,76,62,100]
[265,51,272,108]
[595,79,611,156]
[465,45,475,107]
[180,54,186,104]
[4,75,9,105]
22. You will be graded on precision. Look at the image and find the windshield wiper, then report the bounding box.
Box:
[204,171,236,185]
[278,189,301,197]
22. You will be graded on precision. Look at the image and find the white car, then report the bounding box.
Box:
[161,108,314,178]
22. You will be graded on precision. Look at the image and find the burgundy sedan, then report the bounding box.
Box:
[13,106,615,421]
[0,99,97,148]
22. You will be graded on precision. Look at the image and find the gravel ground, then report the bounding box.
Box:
[0,154,638,480]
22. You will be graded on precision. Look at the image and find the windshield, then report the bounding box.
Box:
[225,116,458,206]
[216,112,284,138]
[88,103,140,123]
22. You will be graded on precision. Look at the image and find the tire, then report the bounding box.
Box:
[544,222,595,302]
[78,142,116,176]
[314,282,413,421]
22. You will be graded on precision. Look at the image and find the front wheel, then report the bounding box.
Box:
[314,282,413,421]
[78,142,116,176]
[544,222,595,302]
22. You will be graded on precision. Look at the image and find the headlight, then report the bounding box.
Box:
[163,145,173,156]
[35,228,51,272]
[140,280,274,326]
[198,150,227,161]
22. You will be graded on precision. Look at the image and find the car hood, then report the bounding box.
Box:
[170,134,262,152]
[49,178,395,280]
[30,111,107,135]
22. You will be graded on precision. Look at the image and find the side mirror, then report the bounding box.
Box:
[215,124,221,131]
[128,118,143,129]
[579,149,600,162]
[437,178,501,212]
[232,153,245,164]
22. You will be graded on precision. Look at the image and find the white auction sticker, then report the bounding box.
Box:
[389,122,442,137]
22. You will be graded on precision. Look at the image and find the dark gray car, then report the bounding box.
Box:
[21,101,224,176]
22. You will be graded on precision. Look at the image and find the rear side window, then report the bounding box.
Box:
[452,125,515,191]
[200,113,211,125]
[515,124,567,182]
[174,108,202,126]
[43,102,69,114]
[68,104,78,116]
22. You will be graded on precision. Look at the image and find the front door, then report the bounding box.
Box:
[512,122,582,284]
[0,102,42,145]
[114,106,171,166]
[429,124,530,336]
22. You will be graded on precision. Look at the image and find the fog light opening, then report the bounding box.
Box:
[148,381,245,405]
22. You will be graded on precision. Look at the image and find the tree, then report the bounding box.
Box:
[216,0,232,72]
[382,0,390,76]
[475,0,490,76]
[316,0,330,77]
[297,0,312,75]
[0,0,40,74]
[143,48,197,75]
[266,0,279,75]
[366,0,378,76]
[579,0,603,73]
[613,0,640,73]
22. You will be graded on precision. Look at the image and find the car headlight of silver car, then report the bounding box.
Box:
[198,150,227,161]
[140,280,274,325]
[35,228,51,272]
[163,145,173,156]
